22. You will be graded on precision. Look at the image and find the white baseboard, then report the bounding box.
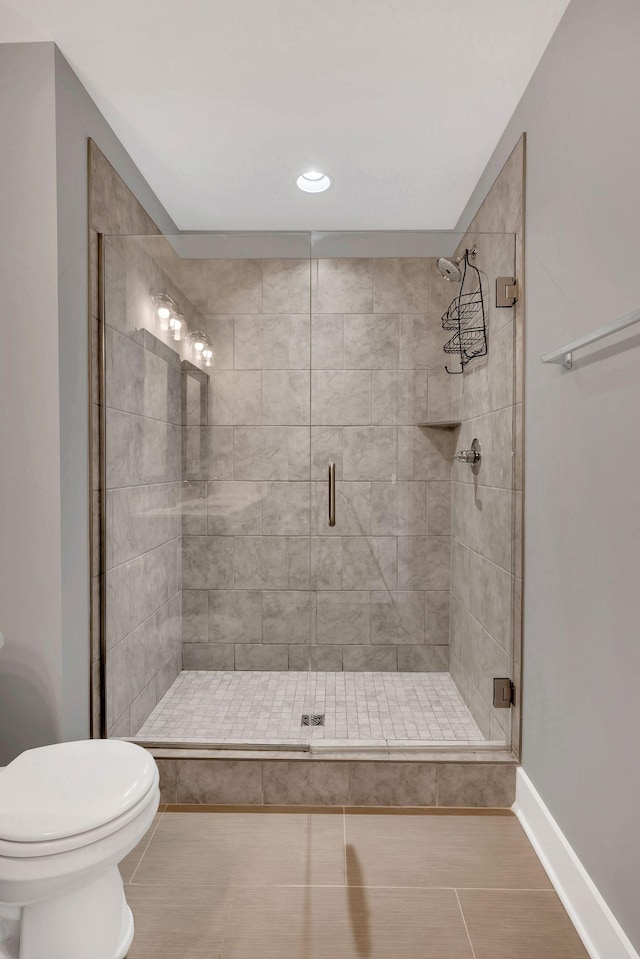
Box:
[513,768,638,959]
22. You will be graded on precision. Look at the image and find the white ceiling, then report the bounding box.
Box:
[1,0,570,231]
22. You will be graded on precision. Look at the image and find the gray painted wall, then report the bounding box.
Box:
[0,41,176,762]
[458,0,640,948]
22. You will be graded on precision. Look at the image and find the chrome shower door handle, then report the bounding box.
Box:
[328,462,336,527]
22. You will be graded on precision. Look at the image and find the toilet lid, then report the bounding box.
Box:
[0,740,157,843]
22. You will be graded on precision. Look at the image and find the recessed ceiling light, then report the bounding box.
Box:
[296,171,332,193]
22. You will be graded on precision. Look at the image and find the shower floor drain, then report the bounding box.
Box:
[301,714,325,727]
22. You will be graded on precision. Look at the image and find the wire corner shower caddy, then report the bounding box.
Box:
[442,248,487,373]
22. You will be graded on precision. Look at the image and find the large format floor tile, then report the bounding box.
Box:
[127,883,233,959]
[221,886,474,959]
[344,811,552,889]
[133,809,346,886]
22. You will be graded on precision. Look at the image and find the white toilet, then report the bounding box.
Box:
[0,739,159,959]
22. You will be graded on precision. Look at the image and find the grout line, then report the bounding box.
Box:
[343,806,348,885]
[455,889,478,959]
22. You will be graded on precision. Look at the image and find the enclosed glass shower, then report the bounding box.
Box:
[99,230,519,752]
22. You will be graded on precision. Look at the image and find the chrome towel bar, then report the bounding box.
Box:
[541,306,640,370]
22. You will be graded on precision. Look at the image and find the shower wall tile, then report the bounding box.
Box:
[312,370,372,425]
[107,483,181,569]
[207,481,262,535]
[263,482,310,535]
[344,314,399,369]
[452,482,513,573]
[311,426,343,480]
[183,643,235,670]
[182,481,208,535]
[182,427,234,481]
[453,406,514,490]
[182,589,209,643]
[234,427,310,481]
[310,537,343,590]
[182,535,235,589]
[398,535,450,591]
[372,371,429,425]
[234,536,292,590]
[207,259,262,313]
[314,258,373,313]
[370,482,427,536]
[198,315,234,369]
[397,426,454,481]
[399,314,448,370]
[262,259,310,314]
[451,539,511,652]
[342,427,397,481]
[342,645,398,671]
[262,371,310,425]
[208,371,262,425]
[427,370,453,422]
[397,645,448,671]
[427,482,451,535]
[316,591,371,645]
[263,591,314,644]
[342,537,397,591]
[373,258,431,313]
[370,591,426,645]
[311,481,370,536]
[234,315,310,370]
[209,589,263,644]
[234,644,289,670]
[426,590,450,644]
[311,314,344,369]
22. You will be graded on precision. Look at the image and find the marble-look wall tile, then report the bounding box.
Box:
[107,483,180,569]
[426,590,450,644]
[263,591,314,644]
[234,644,289,670]
[234,427,310,481]
[182,370,208,427]
[452,482,513,572]
[453,406,513,490]
[451,539,511,652]
[209,589,263,644]
[263,482,310,535]
[183,643,235,670]
[397,645,448,671]
[343,537,397,591]
[342,645,398,671]
[182,535,234,589]
[311,427,343,480]
[316,591,370,645]
[207,259,262,314]
[370,482,426,536]
[398,535,450,590]
[182,481,208,535]
[372,371,428,425]
[399,314,447,370]
[373,258,431,313]
[106,538,181,650]
[234,536,308,590]
[311,481,370,536]
[309,645,344,670]
[310,537,343,590]
[344,315,399,369]
[343,427,397,481]
[314,259,373,313]
[262,760,349,805]
[312,370,372,425]
[262,259,310,313]
[182,427,234,481]
[262,371,310,425]
[175,759,263,804]
[197,315,234,369]
[427,482,451,535]
[207,481,262,535]
[435,762,516,807]
[348,762,437,806]
[397,426,454,481]
[311,315,344,369]
[370,591,426,645]
[182,589,209,643]
[209,371,262,426]
[235,315,310,370]
[427,370,453,422]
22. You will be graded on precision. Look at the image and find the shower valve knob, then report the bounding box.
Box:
[456,438,482,468]
[457,449,480,464]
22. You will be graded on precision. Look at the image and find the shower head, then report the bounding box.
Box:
[436,247,477,283]
[436,257,462,283]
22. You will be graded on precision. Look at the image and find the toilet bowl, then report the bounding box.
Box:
[0,739,159,959]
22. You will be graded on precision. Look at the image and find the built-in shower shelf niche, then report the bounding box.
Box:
[418,420,461,430]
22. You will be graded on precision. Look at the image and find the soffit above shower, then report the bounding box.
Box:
[0,0,569,231]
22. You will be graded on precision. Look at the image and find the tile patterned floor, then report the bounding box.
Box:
[122,807,589,959]
[135,670,493,746]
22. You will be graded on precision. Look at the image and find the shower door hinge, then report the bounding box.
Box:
[493,678,515,708]
[496,277,519,307]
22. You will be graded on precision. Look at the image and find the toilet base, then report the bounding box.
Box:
[0,866,135,959]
